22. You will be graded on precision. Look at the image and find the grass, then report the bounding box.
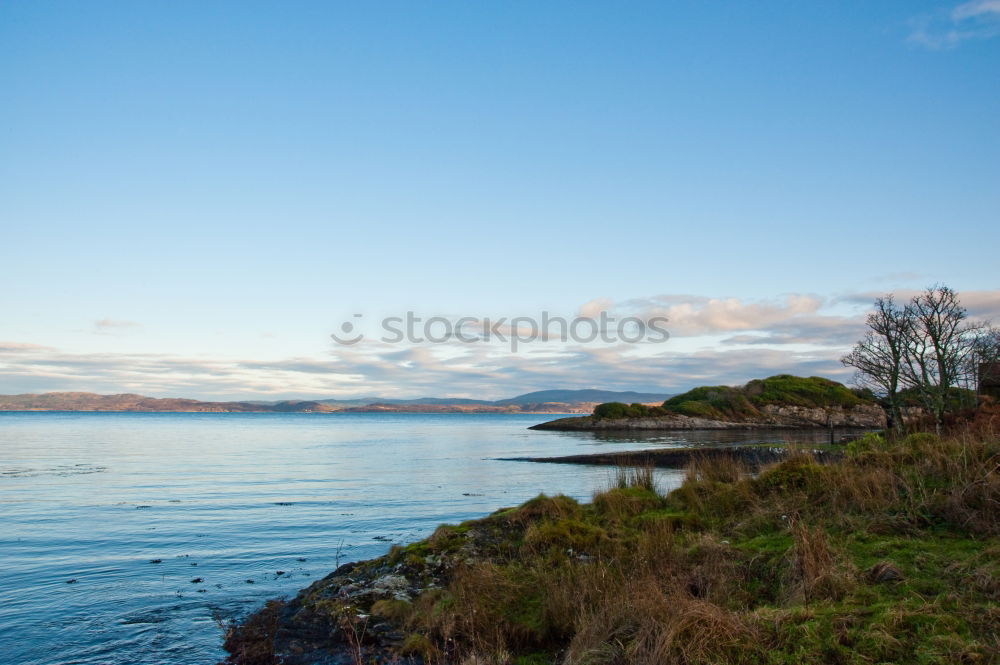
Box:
[376,426,999,664]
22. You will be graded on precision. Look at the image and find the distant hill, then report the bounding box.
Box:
[495,389,673,406]
[0,389,673,413]
[0,393,337,413]
[314,397,493,407]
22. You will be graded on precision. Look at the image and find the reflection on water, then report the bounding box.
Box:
[0,413,863,665]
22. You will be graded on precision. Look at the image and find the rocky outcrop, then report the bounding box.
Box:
[222,518,513,665]
[530,404,887,431]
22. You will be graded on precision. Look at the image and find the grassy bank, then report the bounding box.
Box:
[225,425,1000,665]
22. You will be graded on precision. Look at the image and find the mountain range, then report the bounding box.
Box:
[0,389,673,414]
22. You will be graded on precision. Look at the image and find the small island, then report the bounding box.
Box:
[530,375,888,431]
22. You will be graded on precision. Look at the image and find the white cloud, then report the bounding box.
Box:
[4,288,997,400]
[94,318,141,332]
[953,0,1000,20]
[908,0,1000,49]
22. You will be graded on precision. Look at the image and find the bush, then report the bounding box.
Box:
[745,374,863,408]
[592,402,666,418]
[660,375,875,421]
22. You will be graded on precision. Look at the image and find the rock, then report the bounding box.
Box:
[868,562,904,583]
[191,577,203,583]
[66,579,77,584]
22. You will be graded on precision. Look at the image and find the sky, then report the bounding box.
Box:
[1,1,998,400]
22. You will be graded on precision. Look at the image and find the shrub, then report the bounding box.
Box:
[592,402,664,418]
[662,375,875,421]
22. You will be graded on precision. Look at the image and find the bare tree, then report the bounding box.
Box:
[841,296,907,433]
[846,286,990,435]
[968,325,1000,397]
[900,285,981,433]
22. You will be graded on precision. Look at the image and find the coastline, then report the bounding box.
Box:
[221,428,1000,665]
[497,442,846,468]
[529,405,887,432]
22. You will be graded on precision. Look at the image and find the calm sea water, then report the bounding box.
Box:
[0,412,854,665]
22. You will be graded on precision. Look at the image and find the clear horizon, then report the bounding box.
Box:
[2,1,999,400]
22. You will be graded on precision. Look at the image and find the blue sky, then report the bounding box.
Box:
[1,1,998,399]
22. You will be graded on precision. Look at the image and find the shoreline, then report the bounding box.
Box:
[529,408,886,432]
[221,427,1000,665]
[497,442,846,468]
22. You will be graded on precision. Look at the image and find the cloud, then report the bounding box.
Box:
[621,293,834,338]
[578,298,614,319]
[0,341,54,353]
[835,288,1000,321]
[4,289,997,400]
[953,0,1000,20]
[908,0,1000,49]
[0,335,850,401]
[94,318,141,332]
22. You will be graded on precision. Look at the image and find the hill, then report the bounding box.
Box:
[0,392,337,413]
[0,389,672,413]
[496,389,672,406]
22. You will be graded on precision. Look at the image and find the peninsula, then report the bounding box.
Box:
[531,375,888,431]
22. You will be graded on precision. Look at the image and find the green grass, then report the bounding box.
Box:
[390,430,1000,663]
[593,374,879,421]
[231,427,1000,665]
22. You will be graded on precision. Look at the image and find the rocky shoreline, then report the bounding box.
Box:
[498,443,846,468]
[221,507,529,665]
[529,404,887,431]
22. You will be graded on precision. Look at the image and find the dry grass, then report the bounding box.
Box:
[225,424,1000,665]
[394,429,1000,664]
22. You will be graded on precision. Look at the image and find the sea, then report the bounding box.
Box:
[0,412,855,665]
